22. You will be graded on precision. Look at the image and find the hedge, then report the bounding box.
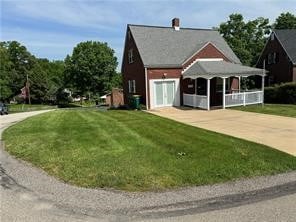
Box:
[264,82,296,104]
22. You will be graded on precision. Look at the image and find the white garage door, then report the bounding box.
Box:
[154,81,175,107]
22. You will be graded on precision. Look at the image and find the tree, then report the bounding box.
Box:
[219,14,270,66]
[65,41,118,99]
[273,12,296,29]
[4,41,36,99]
[111,73,122,89]
[37,59,65,103]
[0,41,66,104]
[0,44,13,101]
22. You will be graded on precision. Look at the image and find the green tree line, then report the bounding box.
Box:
[0,41,121,104]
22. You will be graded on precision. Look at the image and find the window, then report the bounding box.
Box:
[128,49,134,64]
[128,80,136,93]
[267,52,277,65]
[128,30,131,40]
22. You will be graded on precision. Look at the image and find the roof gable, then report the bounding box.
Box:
[128,25,241,68]
[274,29,296,64]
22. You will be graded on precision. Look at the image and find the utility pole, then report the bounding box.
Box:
[26,73,31,104]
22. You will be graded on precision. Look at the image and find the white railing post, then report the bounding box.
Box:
[243,92,246,106]
[207,79,210,110]
[222,78,226,109]
[261,75,265,106]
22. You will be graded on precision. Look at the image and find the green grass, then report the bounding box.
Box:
[8,104,56,113]
[232,104,296,118]
[3,109,296,191]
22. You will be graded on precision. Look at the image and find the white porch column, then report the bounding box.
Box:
[238,76,241,92]
[222,77,226,109]
[262,75,265,105]
[207,79,210,110]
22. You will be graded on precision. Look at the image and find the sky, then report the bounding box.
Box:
[1,0,296,69]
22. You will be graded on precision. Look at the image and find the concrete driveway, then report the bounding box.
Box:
[148,107,296,156]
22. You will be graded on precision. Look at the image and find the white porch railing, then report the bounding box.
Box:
[183,94,208,109]
[225,91,263,107]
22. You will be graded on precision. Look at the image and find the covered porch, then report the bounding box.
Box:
[182,60,266,110]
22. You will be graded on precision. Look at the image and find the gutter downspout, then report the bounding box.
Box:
[145,67,148,110]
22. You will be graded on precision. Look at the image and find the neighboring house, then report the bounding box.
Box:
[122,18,265,110]
[100,88,124,108]
[257,29,296,86]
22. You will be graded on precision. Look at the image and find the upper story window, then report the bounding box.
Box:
[128,49,134,64]
[128,30,131,41]
[267,52,278,65]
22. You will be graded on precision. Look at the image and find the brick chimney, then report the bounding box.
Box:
[172,18,180,30]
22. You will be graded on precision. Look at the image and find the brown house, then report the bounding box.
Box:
[257,29,296,85]
[122,18,265,110]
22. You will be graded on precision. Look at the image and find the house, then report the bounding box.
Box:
[122,18,266,110]
[257,29,296,86]
[100,88,124,107]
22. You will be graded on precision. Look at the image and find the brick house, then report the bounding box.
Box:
[257,29,296,85]
[101,88,124,108]
[122,18,266,110]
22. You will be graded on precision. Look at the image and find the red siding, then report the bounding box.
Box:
[122,28,146,105]
[183,43,230,69]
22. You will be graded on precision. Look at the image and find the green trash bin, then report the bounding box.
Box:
[130,95,141,109]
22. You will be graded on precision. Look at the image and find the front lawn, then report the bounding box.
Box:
[3,110,296,191]
[8,104,57,113]
[231,104,296,118]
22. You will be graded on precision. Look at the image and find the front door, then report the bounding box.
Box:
[154,81,175,107]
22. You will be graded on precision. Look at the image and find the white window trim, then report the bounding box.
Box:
[149,78,180,109]
[128,80,136,93]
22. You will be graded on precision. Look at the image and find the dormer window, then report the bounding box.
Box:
[128,49,134,64]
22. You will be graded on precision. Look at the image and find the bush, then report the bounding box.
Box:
[265,82,296,104]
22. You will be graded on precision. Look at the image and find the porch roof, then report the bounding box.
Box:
[183,61,266,79]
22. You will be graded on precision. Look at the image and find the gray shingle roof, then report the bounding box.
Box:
[274,29,296,65]
[129,25,241,67]
[183,61,265,78]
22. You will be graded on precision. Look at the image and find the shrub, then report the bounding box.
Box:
[264,82,296,104]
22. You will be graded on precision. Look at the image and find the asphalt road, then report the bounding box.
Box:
[146,193,296,222]
[1,111,296,222]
